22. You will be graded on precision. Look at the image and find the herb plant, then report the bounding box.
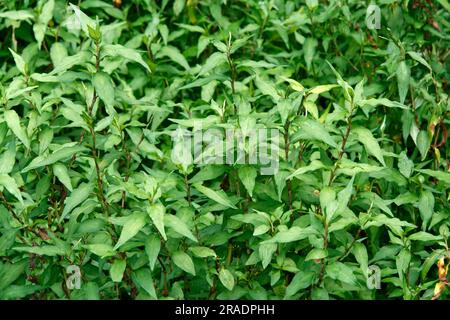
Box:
[0,0,449,300]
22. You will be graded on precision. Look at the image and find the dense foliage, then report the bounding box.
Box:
[0,0,449,300]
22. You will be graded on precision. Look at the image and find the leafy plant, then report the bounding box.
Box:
[0,0,449,300]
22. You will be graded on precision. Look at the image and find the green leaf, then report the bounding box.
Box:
[0,174,23,204]
[259,243,277,269]
[145,235,160,271]
[95,114,114,132]
[147,203,167,241]
[352,127,385,166]
[294,119,337,148]
[102,44,151,73]
[198,52,227,77]
[157,46,190,70]
[173,0,185,16]
[263,226,317,244]
[436,0,450,11]
[188,246,217,258]
[238,166,257,197]
[303,101,318,119]
[60,182,93,220]
[281,77,304,92]
[197,35,210,57]
[50,42,68,66]
[93,71,115,115]
[352,242,368,278]
[0,142,16,174]
[219,268,235,291]
[189,165,226,184]
[398,151,413,178]
[114,213,147,250]
[320,187,336,221]
[50,51,90,74]
[417,130,430,161]
[172,251,196,275]
[165,214,198,242]
[325,261,357,285]
[360,98,408,109]
[408,231,441,242]
[396,248,411,280]
[68,3,95,34]
[285,271,315,296]
[305,248,327,261]
[23,145,87,172]
[1,285,42,299]
[407,51,431,71]
[304,38,318,71]
[418,190,434,230]
[421,251,442,281]
[396,60,410,104]
[193,183,237,209]
[416,169,450,184]
[255,75,280,101]
[277,99,293,124]
[0,10,34,20]
[84,244,115,258]
[13,245,65,256]
[38,0,54,24]
[287,160,325,180]
[4,110,30,149]
[52,163,73,191]
[110,259,126,282]
[8,49,26,75]
[337,175,354,211]
[309,84,338,95]
[34,0,54,49]
[133,268,156,298]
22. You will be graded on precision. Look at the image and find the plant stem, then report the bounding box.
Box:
[284,121,293,210]
[226,44,236,95]
[328,111,354,186]
[0,191,21,223]
[318,103,355,286]
[184,173,191,206]
[89,38,109,215]
[88,124,109,215]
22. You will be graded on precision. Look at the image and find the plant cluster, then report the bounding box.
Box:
[0,0,449,300]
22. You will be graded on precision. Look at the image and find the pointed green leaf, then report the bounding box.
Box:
[114,213,147,250]
[172,251,196,275]
[8,49,26,75]
[0,174,23,204]
[193,183,237,209]
[157,46,190,70]
[145,235,161,271]
[396,61,410,104]
[219,268,235,291]
[110,259,126,282]
[165,214,197,242]
[147,203,167,241]
[93,71,115,115]
[60,182,93,220]
[238,166,257,197]
[0,142,16,174]
[353,127,385,166]
[52,163,73,191]
[4,110,29,149]
[294,119,337,148]
[23,145,87,172]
